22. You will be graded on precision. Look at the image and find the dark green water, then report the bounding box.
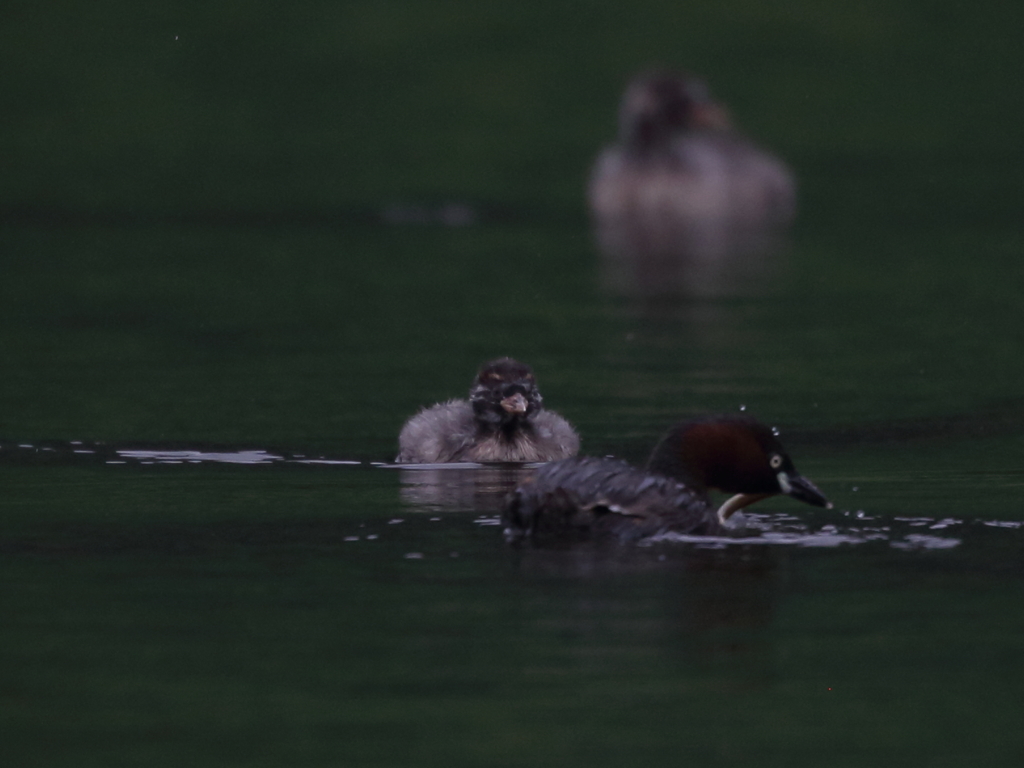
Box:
[3,2,1024,766]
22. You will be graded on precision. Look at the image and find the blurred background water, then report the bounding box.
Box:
[3,2,1024,766]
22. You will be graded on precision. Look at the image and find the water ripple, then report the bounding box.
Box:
[0,440,361,467]
[647,511,973,550]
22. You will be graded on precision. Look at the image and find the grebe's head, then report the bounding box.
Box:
[645,415,830,521]
[470,358,543,430]
[618,70,732,150]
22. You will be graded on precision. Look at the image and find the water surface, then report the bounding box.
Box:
[3,1,1024,765]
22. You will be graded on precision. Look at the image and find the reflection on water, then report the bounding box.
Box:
[396,463,535,514]
[513,543,784,662]
[596,218,789,298]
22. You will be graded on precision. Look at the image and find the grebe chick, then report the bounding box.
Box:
[396,358,580,464]
[588,70,796,276]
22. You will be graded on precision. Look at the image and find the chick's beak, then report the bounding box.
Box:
[500,392,529,414]
[778,472,832,509]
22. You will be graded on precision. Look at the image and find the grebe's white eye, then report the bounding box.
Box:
[769,453,784,470]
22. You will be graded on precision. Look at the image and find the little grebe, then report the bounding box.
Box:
[589,71,796,297]
[397,358,580,464]
[504,415,828,543]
